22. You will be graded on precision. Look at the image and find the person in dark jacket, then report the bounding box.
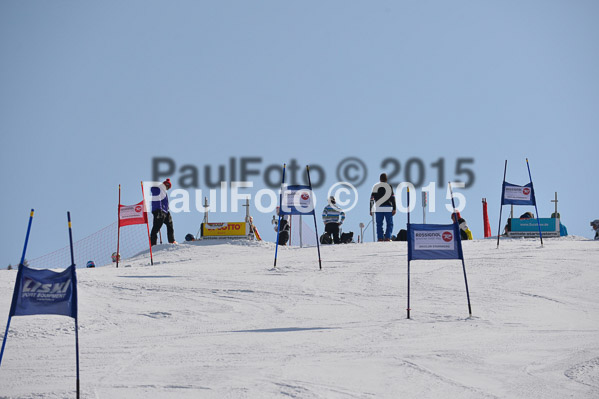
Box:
[370,173,396,241]
[451,212,473,240]
[150,178,176,245]
[591,219,599,240]
[519,212,534,219]
[274,215,290,245]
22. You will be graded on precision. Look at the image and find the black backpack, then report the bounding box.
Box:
[393,229,408,241]
[319,233,333,245]
[340,232,354,244]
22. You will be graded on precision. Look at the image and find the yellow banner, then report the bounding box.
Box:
[202,222,247,237]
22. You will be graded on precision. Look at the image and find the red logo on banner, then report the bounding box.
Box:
[523,188,531,195]
[118,200,147,227]
[442,231,453,242]
[301,193,310,200]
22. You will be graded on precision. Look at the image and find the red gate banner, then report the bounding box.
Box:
[118,201,147,227]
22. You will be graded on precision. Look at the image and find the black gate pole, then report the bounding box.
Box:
[449,183,472,317]
[496,160,507,248]
[306,166,322,270]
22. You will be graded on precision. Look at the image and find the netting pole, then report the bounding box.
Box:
[141,181,154,265]
[116,185,121,268]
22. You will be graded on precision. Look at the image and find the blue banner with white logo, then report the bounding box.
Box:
[279,185,315,215]
[511,218,559,232]
[407,223,463,261]
[9,265,77,319]
[501,181,536,206]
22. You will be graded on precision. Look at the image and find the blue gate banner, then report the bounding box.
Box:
[501,182,536,206]
[9,265,77,319]
[279,185,315,215]
[408,223,463,261]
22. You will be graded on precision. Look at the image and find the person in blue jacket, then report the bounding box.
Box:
[150,178,176,245]
[551,212,568,236]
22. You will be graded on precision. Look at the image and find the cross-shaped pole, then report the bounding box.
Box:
[243,198,250,220]
[243,198,254,240]
[551,192,559,231]
[551,192,558,217]
[204,197,209,224]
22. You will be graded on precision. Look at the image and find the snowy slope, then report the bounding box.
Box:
[0,237,598,398]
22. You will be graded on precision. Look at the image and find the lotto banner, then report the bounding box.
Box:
[202,222,247,237]
[407,223,463,261]
[9,265,77,319]
[501,182,536,206]
[280,185,315,215]
[119,201,147,227]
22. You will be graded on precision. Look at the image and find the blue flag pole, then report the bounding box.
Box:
[449,183,472,316]
[0,209,35,368]
[526,159,544,247]
[497,160,507,248]
[67,212,81,399]
[19,209,35,267]
[306,166,322,270]
[407,186,411,319]
[273,164,286,267]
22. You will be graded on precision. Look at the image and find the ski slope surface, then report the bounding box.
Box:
[0,237,598,398]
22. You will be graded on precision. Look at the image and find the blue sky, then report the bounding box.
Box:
[1,1,597,267]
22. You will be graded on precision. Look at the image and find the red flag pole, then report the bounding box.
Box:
[141,181,154,265]
[116,185,121,268]
[482,198,492,238]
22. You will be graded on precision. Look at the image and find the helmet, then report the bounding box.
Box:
[86,261,95,268]
[111,252,121,262]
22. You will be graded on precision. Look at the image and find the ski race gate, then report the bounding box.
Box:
[497,159,545,246]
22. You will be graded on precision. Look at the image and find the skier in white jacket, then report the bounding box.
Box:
[322,196,346,244]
